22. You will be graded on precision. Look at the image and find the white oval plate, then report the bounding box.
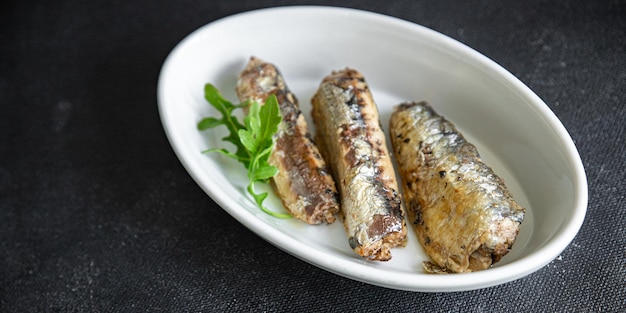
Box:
[157,6,587,292]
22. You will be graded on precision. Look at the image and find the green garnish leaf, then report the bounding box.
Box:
[202,84,249,163]
[199,83,291,219]
[252,165,279,182]
[197,117,222,130]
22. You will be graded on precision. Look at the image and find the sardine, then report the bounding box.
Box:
[389,101,525,272]
[236,57,340,224]
[311,68,408,261]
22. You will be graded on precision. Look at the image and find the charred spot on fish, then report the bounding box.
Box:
[409,198,422,213]
[345,93,357,106]
[391,189,401,203]
[413,210,423,225]
[424,236,431,245]
[317,167,327,176]
[348,236,358,249]
[368,214,403,239]
[403,138,411,143]
[305,132,315,142]
[439,170,446,178]
[492,253,503,263]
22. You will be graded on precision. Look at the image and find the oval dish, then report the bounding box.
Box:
[157,6,587,292]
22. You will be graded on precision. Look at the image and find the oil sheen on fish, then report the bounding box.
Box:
[311,68,407,261]
[389,101,525,272]
[236,57,339,224]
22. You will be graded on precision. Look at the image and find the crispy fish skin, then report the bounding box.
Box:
[311,68,407,261]
[389,101,525,272]
[236,57,339,224]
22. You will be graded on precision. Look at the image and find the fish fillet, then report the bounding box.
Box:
[236,57,340,224]
[389,101,525,272]
[311,68,408,261]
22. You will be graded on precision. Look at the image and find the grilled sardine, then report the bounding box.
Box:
[311,68,408,261]
[389,101,525,272]
[236,57,339,224]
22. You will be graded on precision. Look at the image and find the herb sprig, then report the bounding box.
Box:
[198,84,290,218]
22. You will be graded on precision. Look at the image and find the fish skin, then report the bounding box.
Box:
[236,57,339,224]
[389,101,525,272]
[311,68,407,261]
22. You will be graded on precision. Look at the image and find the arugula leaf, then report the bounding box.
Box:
[198,84,249,164]
[199,83,290,218]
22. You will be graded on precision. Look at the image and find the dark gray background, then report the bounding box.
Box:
[1,0,624,311]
